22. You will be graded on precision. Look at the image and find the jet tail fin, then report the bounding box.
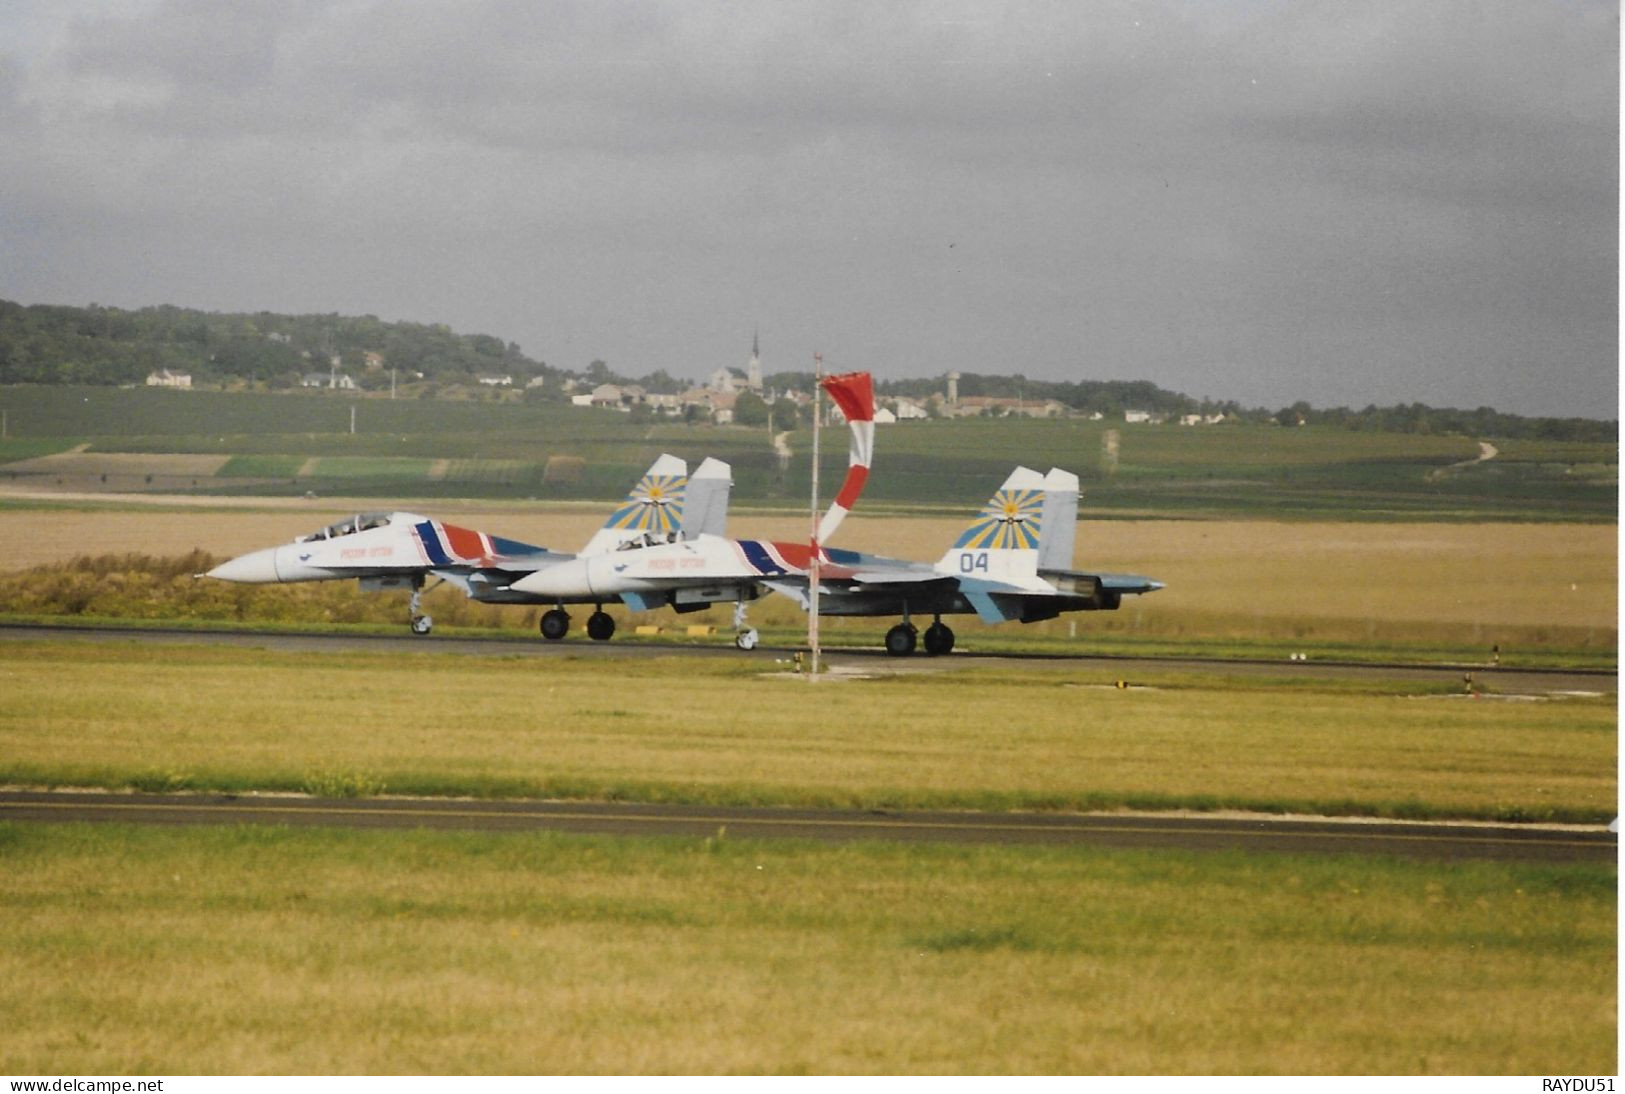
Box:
[681,458,732,539]
[578,454,687,555]
[933,467,1048,586]
[1036,468,1079,572]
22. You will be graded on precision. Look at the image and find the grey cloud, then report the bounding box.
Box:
[0,0,1614,415]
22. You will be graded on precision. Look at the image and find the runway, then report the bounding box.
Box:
[0,790,1613,863]
[1,621,1614,692]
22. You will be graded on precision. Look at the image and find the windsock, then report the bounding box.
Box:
[817,371,875,545]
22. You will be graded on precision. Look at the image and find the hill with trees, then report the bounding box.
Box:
[0,299,1612,443]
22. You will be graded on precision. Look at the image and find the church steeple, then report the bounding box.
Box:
[746,329,762,392]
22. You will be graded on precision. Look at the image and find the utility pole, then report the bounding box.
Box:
[808,352,823,680]
[350,406,356,435]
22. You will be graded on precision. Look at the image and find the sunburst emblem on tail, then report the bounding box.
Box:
[603,471,687,533]
[952,488,1043,550]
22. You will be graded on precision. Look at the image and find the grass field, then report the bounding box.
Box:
[0,484,1613,1074]
[0,640,1612,821]
[1,385,1614,518]
[0,388,1613,1075]
[0,822,1612,1074]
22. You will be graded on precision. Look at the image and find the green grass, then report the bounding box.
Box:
[0,822,1613,1073]
[304,456,436,480]
[216,453,304,477]
[442,458,541,485]
[0,437,76,462]
[0,639,1612,822]
[1,385,1614,518]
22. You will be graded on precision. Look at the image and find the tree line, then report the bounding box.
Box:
[0,299,1612,442]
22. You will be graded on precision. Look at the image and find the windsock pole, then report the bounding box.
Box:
[809,352,822,679]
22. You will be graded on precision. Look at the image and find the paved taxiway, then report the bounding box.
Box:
[5,624,1612,863]
[0,791,1613,862]
[1,622,1613,693]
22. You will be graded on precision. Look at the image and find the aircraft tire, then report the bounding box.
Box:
[923,622,954,656]
[735,628,759,651]
[410,615,433,637]
[586,610,616,642]
[540,609,571,641]
[884,623,918,656]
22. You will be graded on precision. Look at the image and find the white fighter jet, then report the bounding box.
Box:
[204,454,734,640]
[509,371,878,650]
[511,464,1161,655]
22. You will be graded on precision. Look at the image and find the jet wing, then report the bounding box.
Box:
[1042,568,1165,595]
[846,567,946,587]
[462,549,573,575]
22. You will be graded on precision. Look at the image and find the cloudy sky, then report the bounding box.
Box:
[0,1,1615,416]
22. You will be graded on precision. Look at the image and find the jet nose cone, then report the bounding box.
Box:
[205,547,282,583]
[511,558,593,598]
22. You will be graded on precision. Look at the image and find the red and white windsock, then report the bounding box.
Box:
[816,370,875,546]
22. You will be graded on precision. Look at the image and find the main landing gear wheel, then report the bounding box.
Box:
[735,628,760,651]
[539,608,571,641]
[884,622,918,656]
[410,615,433,636]
[586,610,616,642]
[922,621,954,656]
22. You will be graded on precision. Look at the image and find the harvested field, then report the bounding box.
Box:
[1,450,232,492]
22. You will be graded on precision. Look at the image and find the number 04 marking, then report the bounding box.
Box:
[959,552,989,574]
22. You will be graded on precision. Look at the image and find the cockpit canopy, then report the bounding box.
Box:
[297,513,394,543]
[615,531,683,550]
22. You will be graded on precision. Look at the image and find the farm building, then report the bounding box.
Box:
[145,369,192,389]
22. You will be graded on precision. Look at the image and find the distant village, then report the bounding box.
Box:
[143,336,1228,427]
[10,299,1603,440]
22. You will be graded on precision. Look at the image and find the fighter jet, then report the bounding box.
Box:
[766,465,1163,654]
[204,454,734,640]
[510,371,877,650]
[513,464,1162,655]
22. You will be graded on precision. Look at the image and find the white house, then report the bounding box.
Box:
[707,366,748,394]
[302,372,356,390]
[145,369,191,389]
[1124,410,1154,424]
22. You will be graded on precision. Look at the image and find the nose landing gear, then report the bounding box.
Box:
[733,599,759,651]
[408,575,440,636]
